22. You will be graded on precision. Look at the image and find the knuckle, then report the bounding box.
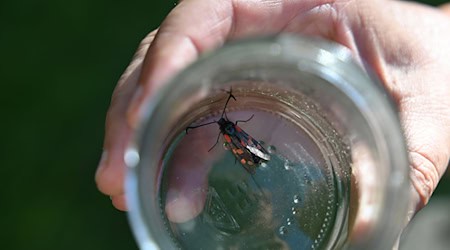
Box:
[409,151,441,208]
[95,166,124,196]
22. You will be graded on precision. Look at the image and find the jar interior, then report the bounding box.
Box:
[157,81,352,250]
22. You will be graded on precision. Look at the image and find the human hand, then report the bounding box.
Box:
[95,0,450,230]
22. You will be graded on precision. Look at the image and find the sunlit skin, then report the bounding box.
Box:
[95,0,450,238]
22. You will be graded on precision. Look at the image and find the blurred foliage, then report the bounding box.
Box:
[0,1,172,249]
[0,0,448,250]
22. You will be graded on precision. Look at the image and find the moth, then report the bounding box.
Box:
[186,90,270,173]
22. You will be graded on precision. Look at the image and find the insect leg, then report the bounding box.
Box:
[235,114,254,125]
[207,132,223,152]
[185,120,217,134]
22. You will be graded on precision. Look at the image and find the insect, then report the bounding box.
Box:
[186,90,270,174]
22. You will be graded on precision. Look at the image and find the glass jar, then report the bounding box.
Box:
[125,34,410,250]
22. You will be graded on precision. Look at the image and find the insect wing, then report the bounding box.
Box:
[223,133,257,174]
[233,125,271,161]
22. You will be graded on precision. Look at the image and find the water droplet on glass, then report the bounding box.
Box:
[267,145,277,154]
[260,162,268,168]
[286,218,292,226]
[291,207,298,215]
[293,195,300,204]
[279,226,287,235]
[284,160,293,170]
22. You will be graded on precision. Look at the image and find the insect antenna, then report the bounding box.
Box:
[220,89,236,120]
[186,88,236,134]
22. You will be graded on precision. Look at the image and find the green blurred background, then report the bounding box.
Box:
[1,1,448,250]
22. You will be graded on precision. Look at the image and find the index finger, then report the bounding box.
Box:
[127,0,335,126]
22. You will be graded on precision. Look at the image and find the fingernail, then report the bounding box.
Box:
[166,195,196,223]
[165,188,205,223]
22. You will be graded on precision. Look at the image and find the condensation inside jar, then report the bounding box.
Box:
[158,83,352,250]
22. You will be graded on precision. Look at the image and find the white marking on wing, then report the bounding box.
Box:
[247,146,271,161]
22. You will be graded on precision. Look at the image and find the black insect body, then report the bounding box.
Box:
[186,90,270,173]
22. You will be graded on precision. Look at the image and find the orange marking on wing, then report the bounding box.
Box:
[240,140,246,147]
[235,126,242,132]
[224,134,232,143]
[240,158,246,164]
[235,149,244,155]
